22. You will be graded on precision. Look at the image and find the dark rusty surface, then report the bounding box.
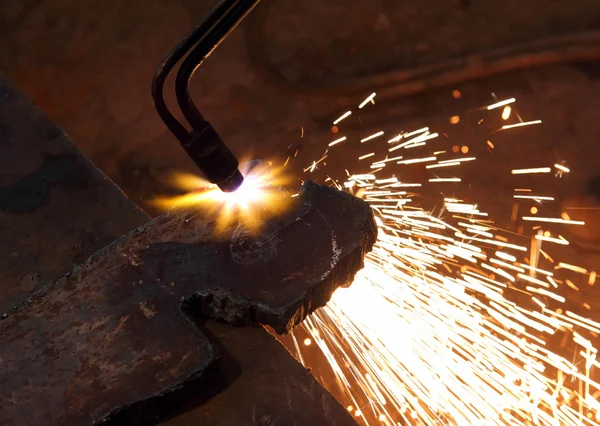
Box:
[0,72,148,312]
[159,319,359,426]
[0,175,375,425]
[0,74,365,426]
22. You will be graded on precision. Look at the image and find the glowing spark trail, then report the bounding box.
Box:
[329,136,347,147]
[487,97,516,110]
[404,127,430,138]
[397,156,436,165]
[428,177,461,182]
[426,162,460,169]
[292,97,600,426]
[502,120,543,130]
[522,216,585,225]
[359,92,376,109]
[514,195,555,201]
[512,167,552,174]
[334,111,352,125]
[358,153,375,160]
[155,96,600,426]
[361,131,385,143]
[535,235,569,245]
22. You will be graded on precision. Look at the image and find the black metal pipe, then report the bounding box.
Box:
[151,1,231,143]
[152,0,260,192]
[175,0,261,131]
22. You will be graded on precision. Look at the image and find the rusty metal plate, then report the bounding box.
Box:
[0,73,147,312]
[0,178,375,425]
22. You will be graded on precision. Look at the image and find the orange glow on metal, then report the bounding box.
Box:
[151,161,291,234]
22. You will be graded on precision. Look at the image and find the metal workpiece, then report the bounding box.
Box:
[0,73,368,426]
[0,73,148,313]
[0,173,375,425]
[157,319,360,426]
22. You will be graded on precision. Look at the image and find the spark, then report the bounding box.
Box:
[388,134,403,143]
[298,161,600,424]
[439,157,476,164]
[496,251,517,262]
[557,263,588,274]
[426,162,460,169]
[389,132,439,152]
[428,178,461,182]
[359,92,376,109]
[518,263,553,277]
[517,273,551,288]
[565,279,580,291]
[329,136,347,147]
[487,97,516,110]
[333,111,352,125]
[555,164,571,173]
[403,127,430,138]
[358,153,375,160]
[511,167,552,174]
[361,131,385,143]
[304,153,328,172]
[227,96,600,426]
[514,195,555,201]
[502,105,512,120]
[371,155,404,165]
[535,235,569,245]
[501,120,543,130]
[397,156,437,165]
[375,177,398,184]
[522,217,585,225]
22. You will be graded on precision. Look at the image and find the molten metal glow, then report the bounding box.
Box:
[293,97,600,425]
[151,161,291,233]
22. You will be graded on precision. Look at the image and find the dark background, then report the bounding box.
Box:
[2,0,600,208]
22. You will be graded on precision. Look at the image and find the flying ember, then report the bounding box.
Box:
[290,92,600,425]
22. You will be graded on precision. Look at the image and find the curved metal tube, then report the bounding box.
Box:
[151,0,231,142]
[174,0,261,131]
[151,0,261,191]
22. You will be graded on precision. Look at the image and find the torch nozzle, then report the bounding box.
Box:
[181,122,244,193]
[218,169,244,192]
